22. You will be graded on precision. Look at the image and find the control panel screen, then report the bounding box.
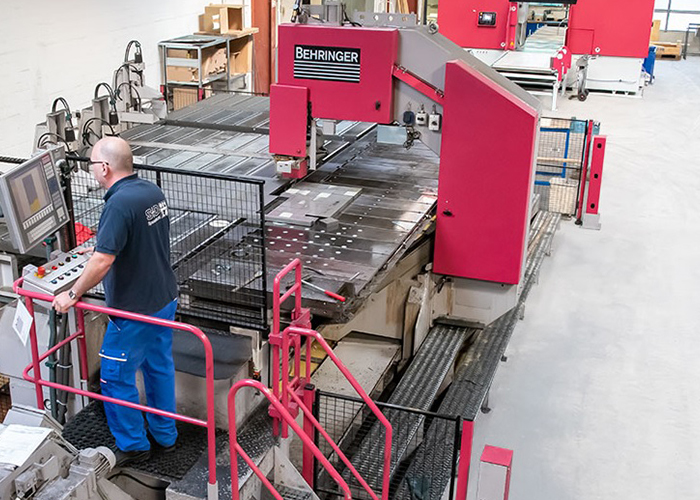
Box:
[0,147,70,253]
[9,161,52,223]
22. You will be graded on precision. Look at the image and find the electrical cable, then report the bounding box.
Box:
[51,97,73,116]
[94,82,116,102]
[113,63,144,92]
[0,155,28,164]
[124,40,143,64]
[82,117,118,138]
[116,82,143,111]
[56,312,71,424]
[342,4,361,26]
[37,132,72,152]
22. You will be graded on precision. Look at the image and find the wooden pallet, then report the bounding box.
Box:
[653,42,682,60]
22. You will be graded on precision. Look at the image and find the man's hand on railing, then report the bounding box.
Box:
[53,291,78,314]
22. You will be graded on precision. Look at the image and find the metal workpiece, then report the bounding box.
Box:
[265,132,439,319]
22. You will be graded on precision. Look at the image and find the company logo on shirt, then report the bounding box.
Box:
[145,201,168,226]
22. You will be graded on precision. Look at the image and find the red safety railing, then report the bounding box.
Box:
[269,259,393,500]
[228,379,352,500]
[13,278,220,500]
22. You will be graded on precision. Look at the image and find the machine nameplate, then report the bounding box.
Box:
[294,45,361,83]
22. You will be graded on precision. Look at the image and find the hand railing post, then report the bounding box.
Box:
[229,380,353,500]
[13,277,219,500]
[76,308,89,381]
[455,419,475,500]
[302,384,317,486]
[25,296,44,410]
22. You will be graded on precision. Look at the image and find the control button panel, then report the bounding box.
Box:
[23,250,89,296]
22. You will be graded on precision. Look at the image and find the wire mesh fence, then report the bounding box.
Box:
[536,117,590,217]
[313,391,462,500]
[68,159,268,331]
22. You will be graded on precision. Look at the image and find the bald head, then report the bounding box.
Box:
[90,137,134,189]
[93,137,133,173]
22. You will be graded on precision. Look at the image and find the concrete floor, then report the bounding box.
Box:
[468,58,700,500]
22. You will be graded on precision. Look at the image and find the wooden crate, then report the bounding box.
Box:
[653,42,682,60]
[172,86,213,111]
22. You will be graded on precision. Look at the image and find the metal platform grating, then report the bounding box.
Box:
[167,402,277,500]
[62,401,208,480]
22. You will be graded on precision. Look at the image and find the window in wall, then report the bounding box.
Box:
[655,0,700,30]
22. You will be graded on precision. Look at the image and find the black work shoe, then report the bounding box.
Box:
[114,448,151,467]
[147,431,177,453]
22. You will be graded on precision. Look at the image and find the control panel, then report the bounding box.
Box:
[0,146,70,253]
[478,12,497,26]
[23,251,89,296]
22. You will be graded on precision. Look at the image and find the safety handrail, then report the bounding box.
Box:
[285,326,393,500]
[13,277,219,500]
[269,258,392,500]
[228,379,352,500]
[287,389,379,500]
[271,258,307,438]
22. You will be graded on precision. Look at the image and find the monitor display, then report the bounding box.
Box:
[9,161,52,225]
[0,147,70,253]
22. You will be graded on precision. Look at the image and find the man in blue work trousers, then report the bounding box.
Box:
[53,136,179,467]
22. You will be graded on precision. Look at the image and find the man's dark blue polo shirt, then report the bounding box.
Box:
[95,174,178,315]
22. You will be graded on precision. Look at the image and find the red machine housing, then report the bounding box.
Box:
[438,0,518,50]
[434,61,537,284]
[274,24,398,123]
[566,0,655,58]
[270,24,539,286]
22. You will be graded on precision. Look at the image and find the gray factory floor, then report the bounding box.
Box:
[468,59,700,499]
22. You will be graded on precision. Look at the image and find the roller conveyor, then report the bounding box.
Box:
[333,324,473,494]
[393,211,561,500]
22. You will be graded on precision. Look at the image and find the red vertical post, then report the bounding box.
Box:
[576,120,595,222]
[586,136,606,215]
[25,297,44,410]
[506,4,518,50]
[302,384,317,487]
[76,309,89,381]
[281,331,290,439]
[455,420,475,500]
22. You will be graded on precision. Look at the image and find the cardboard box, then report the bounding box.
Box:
[651,19,661,42]
[166,65,197,83]
[165,46,228,82]
[199,4,244,34]
[229,36,252,75]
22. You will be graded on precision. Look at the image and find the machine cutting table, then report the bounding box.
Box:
[74,95,440,323]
